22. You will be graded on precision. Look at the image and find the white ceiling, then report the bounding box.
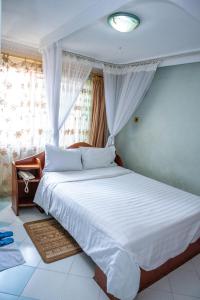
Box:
[2,0,200,63]
[2,0,97,47]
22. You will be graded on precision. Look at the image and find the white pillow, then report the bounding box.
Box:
[81,146,116,169]
[44,144,82,172]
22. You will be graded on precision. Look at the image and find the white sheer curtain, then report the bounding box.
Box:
[59,54,92,132]
[42,41,62,146]
[0,53,93,196]
[42,44,92,146]
[103,62,159,146]
[0,54,50,196]
[59,79,93,147]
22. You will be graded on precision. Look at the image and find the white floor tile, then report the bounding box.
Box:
[0,221,11,228]
[168,267,200,298]
[0,293,18,300]
[69,252,95,278]
[59,274,100,300]
[22,268,66,300]
[19,239,41,267]
[136,289,173,300]
[0,198,10,211]
[18,297,39,300]
[17,208,49,224]
[176,260,196,273]
[0,206,20,224]
[98,290,110,300]
[0,265,35,296]
[148,275,171,292]
[173,294,200,300]
[38,255,74,273]
[191,254,200,277]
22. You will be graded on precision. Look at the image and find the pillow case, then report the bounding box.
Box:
[44,144,82,172]
[81,146,116,169]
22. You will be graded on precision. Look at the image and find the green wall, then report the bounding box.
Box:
[116,62,200,196]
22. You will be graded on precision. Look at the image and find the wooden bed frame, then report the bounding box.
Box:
[94,238,200,300]
[13,142,200,300]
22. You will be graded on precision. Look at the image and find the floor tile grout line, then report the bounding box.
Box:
[24,259,42,269]
[192,256,200,281]
[167,274,174,293]
[147,274,173,294]
[171,291,200,299]
[36,265,70,275]
[36,256,94,277]
[171,292,175,300]
[95,283,104,300]
[0,291,19,298]
[67,255,77,274]
[19,266,37,298]
[31,264,96,280]
[70,273,94,279]
[168,266,200,293]
[28,265,87,278]
[173,292,200,299]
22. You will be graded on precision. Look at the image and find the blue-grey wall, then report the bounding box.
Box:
[116,62,200,196]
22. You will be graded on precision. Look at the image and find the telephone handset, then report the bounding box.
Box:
[18,171,35,181]
[18,171,35,193]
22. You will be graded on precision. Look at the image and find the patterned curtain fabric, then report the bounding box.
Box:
[0,54,92,196]
[89,74,107,147]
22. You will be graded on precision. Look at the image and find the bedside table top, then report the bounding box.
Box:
[15,163,40,170]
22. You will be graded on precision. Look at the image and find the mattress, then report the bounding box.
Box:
[34,166,200,300]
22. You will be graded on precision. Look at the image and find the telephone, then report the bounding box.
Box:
[18,171,35,181]
[18,171,35,194]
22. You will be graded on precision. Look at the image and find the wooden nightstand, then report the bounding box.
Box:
[12,157,43,215]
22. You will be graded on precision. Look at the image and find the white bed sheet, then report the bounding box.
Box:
[34,166,200,300]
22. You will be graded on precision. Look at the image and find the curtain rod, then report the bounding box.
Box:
[1,52,42,64]
[63,48,200,68]
[63,49,159,67]
[92,73,103,78]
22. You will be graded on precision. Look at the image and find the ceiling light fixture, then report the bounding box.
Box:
[108,12,140,33]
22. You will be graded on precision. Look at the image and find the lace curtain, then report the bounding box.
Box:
[41,43,92,146]
[59,79,93,147]
[0,55,48,196]
[0,54,92,196]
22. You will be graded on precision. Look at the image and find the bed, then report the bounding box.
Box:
[18,142,200,300]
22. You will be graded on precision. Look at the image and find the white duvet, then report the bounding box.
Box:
[34,166,200,300]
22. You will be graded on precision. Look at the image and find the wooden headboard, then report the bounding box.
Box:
[13,142,123,169]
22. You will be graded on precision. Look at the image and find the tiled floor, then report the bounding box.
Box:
[0,199,200,300]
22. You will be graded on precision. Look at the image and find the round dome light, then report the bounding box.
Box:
[108,12,140,32]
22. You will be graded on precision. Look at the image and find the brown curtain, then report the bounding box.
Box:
[89,74,107,147]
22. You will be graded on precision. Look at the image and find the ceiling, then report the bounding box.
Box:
[2,0,200,63]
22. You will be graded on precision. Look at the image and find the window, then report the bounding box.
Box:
[0,55,49,152]
[0,54,92,195]
[60,79,92,147]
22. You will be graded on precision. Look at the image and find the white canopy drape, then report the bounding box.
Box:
[42,41,62,146]
[42,45,92,146]
[42,40,159,147]
[59,54,92,131]
[103,62,159,146]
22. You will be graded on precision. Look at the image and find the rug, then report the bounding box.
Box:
[24,218,82,263]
